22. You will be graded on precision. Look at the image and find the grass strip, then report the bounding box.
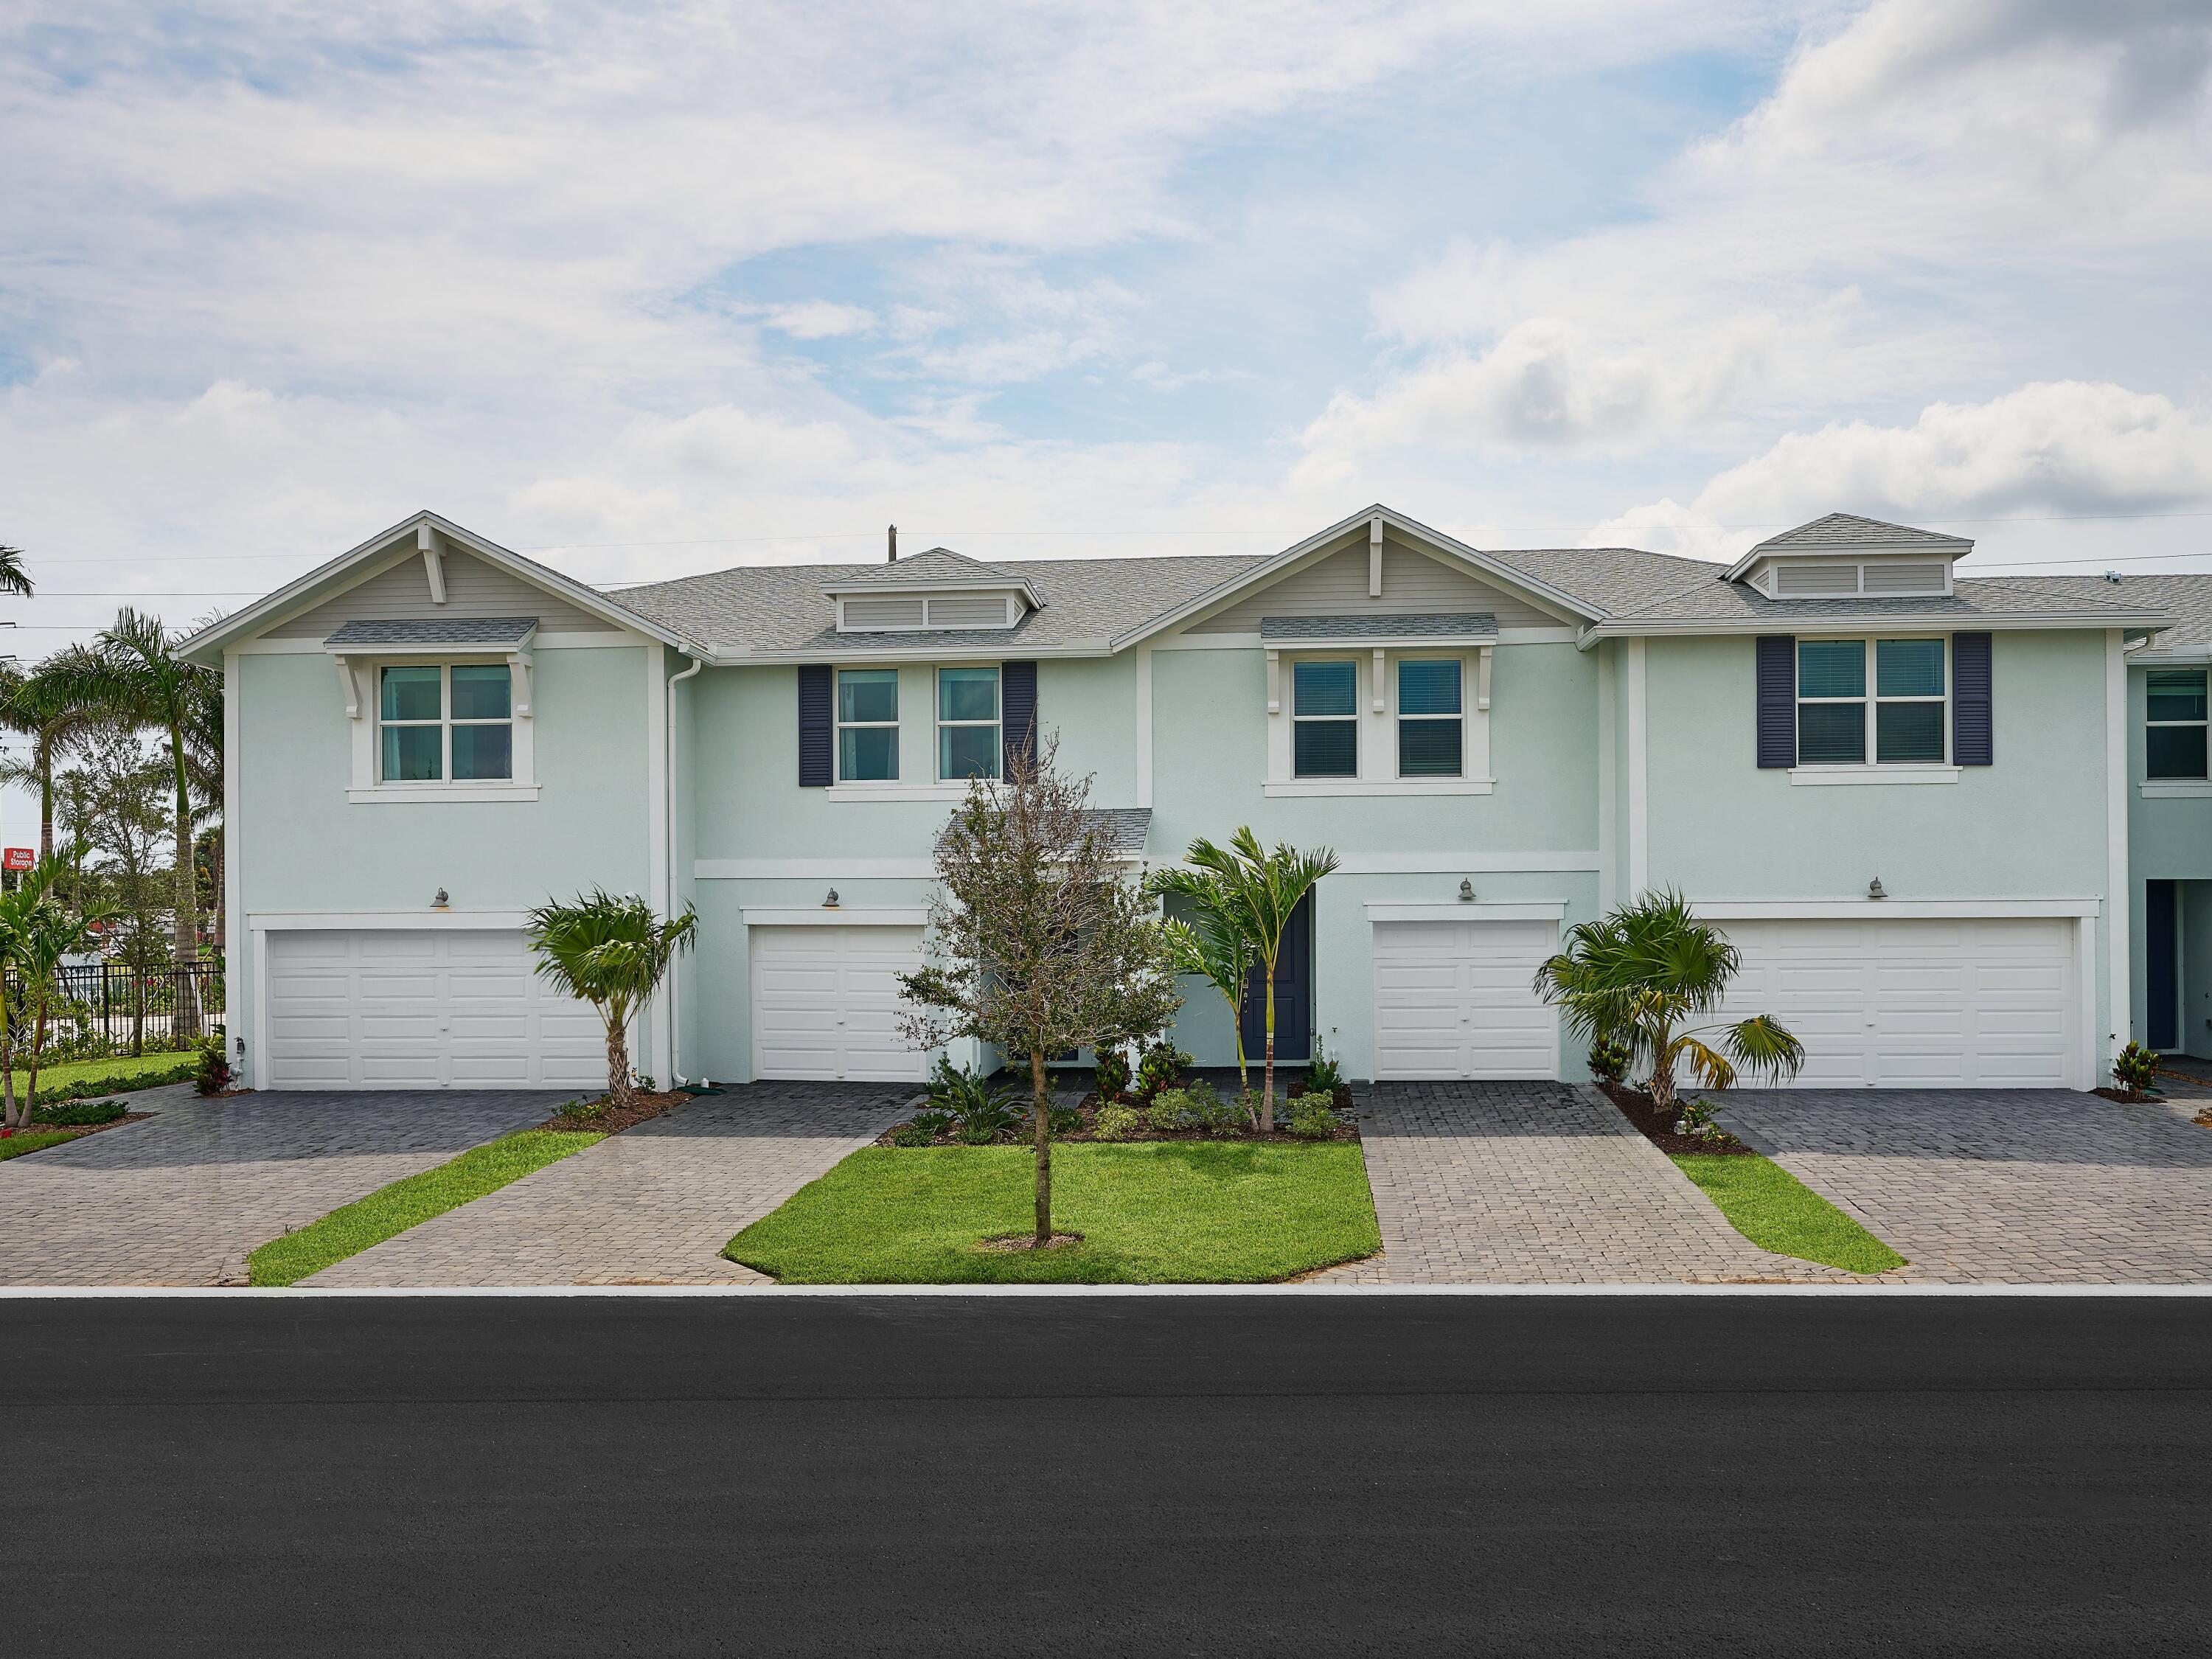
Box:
[1671,1153,1907,1274]
[248,1129,603,1287]
[0,1130,85,1162]
[10,1051,201,1102]
[726,1141,1381,1284]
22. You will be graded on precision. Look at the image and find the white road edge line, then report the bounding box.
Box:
[1,1283,2209,1300]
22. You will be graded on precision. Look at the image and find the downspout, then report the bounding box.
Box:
[666,650,706,1083]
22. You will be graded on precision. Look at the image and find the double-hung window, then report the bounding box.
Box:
[379,664,512,782]
[1796,638,1947,766]
[1396,658,1463,777]
[937,666,1000,779]
[837,669,899,782]
[1293,660,1358,777]
[2146,668,2209,779]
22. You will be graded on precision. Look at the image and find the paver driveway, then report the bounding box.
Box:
[307,1082,917,1286]
[0,1086,559,1287]
[1716,1088,2212,1284]
[1324,1080,1865,1284]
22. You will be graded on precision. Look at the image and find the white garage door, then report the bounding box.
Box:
[1712,917,2081,1088]
[751,925,928,1082]
[265,929,603,1091]
[1373,918,1560,1080]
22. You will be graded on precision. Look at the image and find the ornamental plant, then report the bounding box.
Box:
[526,889,698,1113]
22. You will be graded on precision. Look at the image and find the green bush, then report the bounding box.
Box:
[2113,1041,2159,1096]
[1134,1039,1192,1102]
[1048,1105,1084,1138]
[927,1056,1023,1122]
[1303,1036,1343,1096]
[1287,1096,1338,1140]
[1093,1103,1141,1142]
[30,1097,129,1127]
[889,1122,936,1148]
[194,1033,233,1096]
[1093,1046,1131,1102]
[909,1108,956,1140]
[1144,1089,1188,1133]
[1587,1037,1632,1085]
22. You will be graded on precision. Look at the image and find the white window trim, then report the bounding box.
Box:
[2140,779,2212,799]
[346,657,536,802]
[1795,636,1949,771]
[835,667,900,784]
[2144,666,2209,782]
[1288,655,1361,782]
[935,664,1002,782]
[1267,647,1495,796]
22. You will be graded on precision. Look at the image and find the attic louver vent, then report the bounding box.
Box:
[1860,562,1945,596]
[842,597,926,629]
[1773,563,1860,597]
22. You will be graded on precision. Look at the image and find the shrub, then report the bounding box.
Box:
[555,1096,608,1122]
[1093,1046,1132,1102]
[889,1122,936,1148]
[194,1034,232,1096]
[2113,1041,2159,1097]
[1144,1088,1189,1134]
[1134,1039,1192,1102]
[1177,1079,1240,1133]
[30,1097,128,1127]
[909,1108,956,1140]
[1587,1037,1632,1085]
[1093,1103,1142,1142]
[1303,1036,1343,1096]
[1287,1096,1338,1139]
[1046,1105,1084,1138]
[925,1055,1023,1121]
[956,1092,1023,1144]
[1673,1096,1730,1144]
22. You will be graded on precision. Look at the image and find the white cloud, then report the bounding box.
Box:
[762,302,877,340]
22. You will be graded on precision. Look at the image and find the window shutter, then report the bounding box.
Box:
[1755,636,1795,768]
[1001,661,1037,775]
[797,664,832,786]
[1953,632,1993,765]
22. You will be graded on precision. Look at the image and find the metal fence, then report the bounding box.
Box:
[4,958,226,1051]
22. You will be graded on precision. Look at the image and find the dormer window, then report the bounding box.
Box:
[834,591,1024,632]
[1726,513,1972,602]
[1766,560,1950,599]
[822,550,1043,634]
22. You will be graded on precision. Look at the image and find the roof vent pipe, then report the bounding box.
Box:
[888,524,898,563]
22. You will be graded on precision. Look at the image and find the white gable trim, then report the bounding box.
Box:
[180,509,697,664]
[1111,504,1602,650]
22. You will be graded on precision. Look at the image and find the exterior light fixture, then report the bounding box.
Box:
[1868,877,1887,900]
[432,887,450,910]
[1457,879,1476,902]
[824,888,841,908]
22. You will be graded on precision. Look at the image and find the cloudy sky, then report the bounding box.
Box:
[2,0,2210,720]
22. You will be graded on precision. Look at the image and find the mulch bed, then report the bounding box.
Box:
[977,1231,1087,1253]
[876,1082,1361,1148]
[2092,1087,2170,1105]
[538,1090,692,1135]
[0,1110,154,1148]
[1598,1082,1756,1156]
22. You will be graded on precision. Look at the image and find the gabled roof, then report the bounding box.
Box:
[323,616,538,648]
[1259,612,1497,642]
[1725,512,1974,581]
[1986,573,2212,655]
[178,509,703,665]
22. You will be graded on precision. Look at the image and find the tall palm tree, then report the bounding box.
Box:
[0,545,32,599]
[1150,872,1254,1093]
[1169,828,1339,1131]
[527,890,698,1110]
[0,647,109,858]
[88,608,222,1032]
[1533,890,1806,1109]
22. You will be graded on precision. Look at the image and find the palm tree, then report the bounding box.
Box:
[7,869,111,1127]
[0,848,98,1130]
[87,609,221,1033]
[0,545,31,599]
[1533,890,1806,1110]
[1150,873,1254,1093]
[0,647,109,858]
[527,890,698,1111]
[1171,828,1339,1131]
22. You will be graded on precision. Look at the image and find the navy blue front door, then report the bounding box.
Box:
[2147,879,2179,1051]
[1242,891,1314,1065]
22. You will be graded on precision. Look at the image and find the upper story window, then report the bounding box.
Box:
[1796,638,1946,766]
[2146,669,2208,779]
[937,666,1000,779]
[837,668,899,782]
[1293,660,1358,777]
[1396,658,1463,777]
[379,664,512,782]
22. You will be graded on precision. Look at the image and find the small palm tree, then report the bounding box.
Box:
[0,647,109,858]
[527,890,698,1111]
[0,849,108,1130]
[1534,890,1805,1109]
[1169,828,1339,1130]
[1151,874,1254,1093]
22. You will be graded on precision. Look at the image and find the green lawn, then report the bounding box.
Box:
[248,1129,604,1287]
[10,1051,201,1102]
[0,1129,84,1162]
[1672,1154,1907,1274]
[726,1141,1382,1284]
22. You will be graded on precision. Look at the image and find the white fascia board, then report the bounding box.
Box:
[180,509,698,664]
[1576,610,2180,648]
[1111,503,1603,651]
[822,576,1043,605]
[707,641,1112,665]
[1687,897,2101,919]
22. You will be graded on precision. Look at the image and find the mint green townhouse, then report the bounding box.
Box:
[185,504,2193,1096]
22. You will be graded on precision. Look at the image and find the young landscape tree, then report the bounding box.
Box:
[63,723,173,1054]
[0,848,111,1130]
[526,890,698,1112]
[1533,889,1806,1109]
[1151,872,1254,1095]
[1160,828,1338,1132]
[900,740,1182,1248]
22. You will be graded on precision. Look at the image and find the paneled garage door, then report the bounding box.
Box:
[751,925,928,1082]
[1711,916,2081,1088]
[265,928,603,1090]
[1372,917,1561,1080]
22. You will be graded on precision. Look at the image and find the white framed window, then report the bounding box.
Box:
[936,665,1001,779]
[1292,659,1359,778]
[1265,647,1494,796]
[1395,658,1463,778]
[378,663,513,782]
[1795,637,1947,766]
[837,668,900,782]
[2146,668,2209,781]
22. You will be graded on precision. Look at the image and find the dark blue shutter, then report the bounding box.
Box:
[1001,661,1037,775]
[1755,636,1795,768]
[797,664,832,786]
[1953,631,1992,765]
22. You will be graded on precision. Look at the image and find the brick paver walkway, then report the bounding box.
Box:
[307,1082,917,1286]
[0,1086,557,1286]
[1716,1089,2212,1284]
[1320,1081,1865,1284]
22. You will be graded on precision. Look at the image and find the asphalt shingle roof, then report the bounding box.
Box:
[1259,612,1498,641]
[323,616,538,646]
[1975,574,2212,651]
[819,549,1020,591]
[1748,513,1973,554]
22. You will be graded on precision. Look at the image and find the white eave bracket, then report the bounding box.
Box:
[1368,515,1384,599]
[508,647,534,717]
[420,523,446,605]
[335,655,361,720]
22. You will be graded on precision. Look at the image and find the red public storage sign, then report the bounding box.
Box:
[2,849,33,872]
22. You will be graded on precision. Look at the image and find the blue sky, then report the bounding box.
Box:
[1,0,2208,740]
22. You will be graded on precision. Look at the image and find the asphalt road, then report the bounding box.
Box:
[7,1293,2208,1657]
